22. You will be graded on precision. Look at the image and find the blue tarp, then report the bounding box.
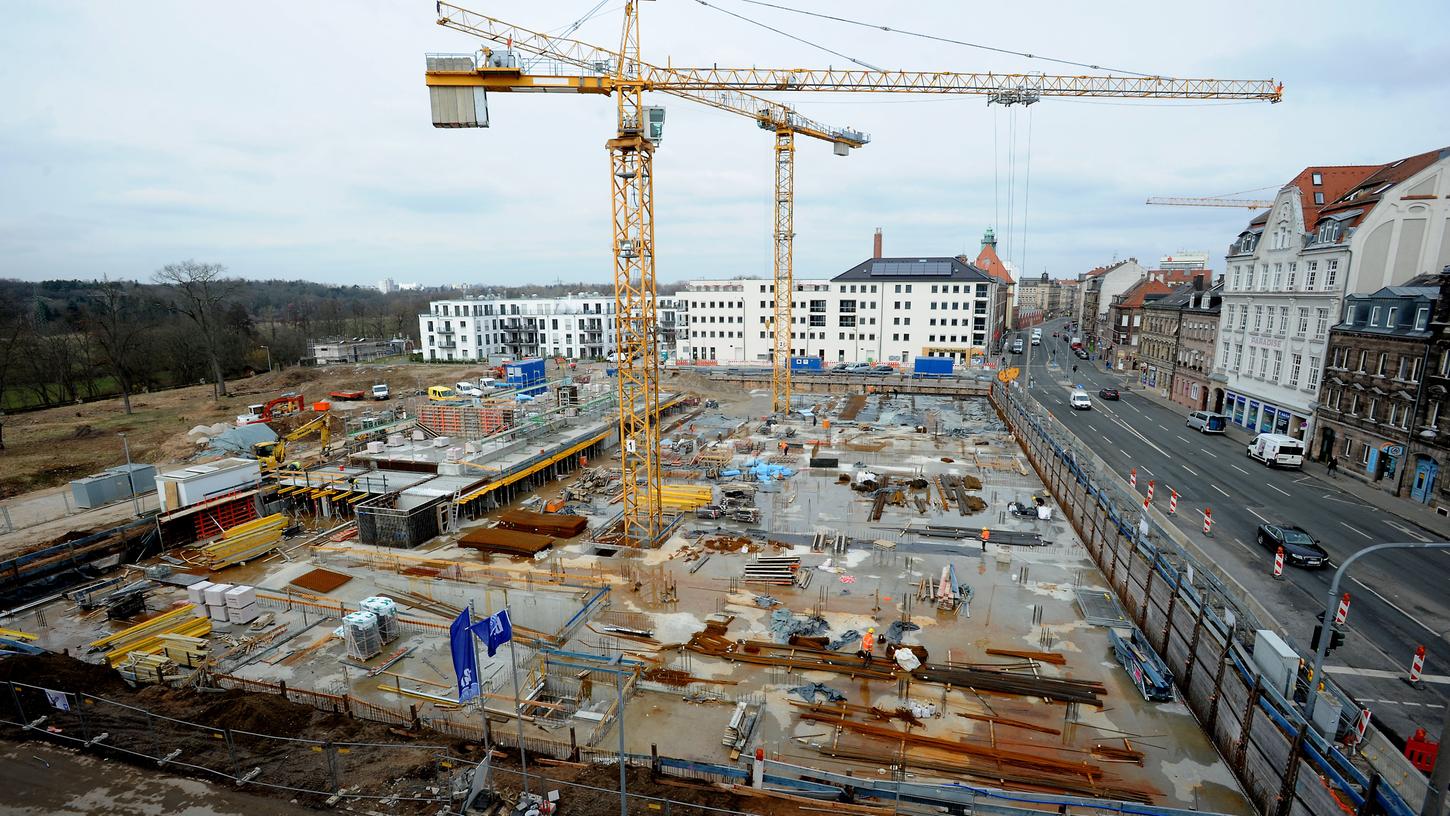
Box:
[203,423,277,458]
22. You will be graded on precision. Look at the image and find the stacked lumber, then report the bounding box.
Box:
[458,527,554,557]
[659,484,713,511]
[89,604,212,667]
[158,634,209,668]
[497,509,587,538]
[118,652,177,684]
[742,555,800,586]
[195,514,288,569]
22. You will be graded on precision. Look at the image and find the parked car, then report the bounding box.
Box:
[1073,348,1090,360]
[1097,388,1120,400]
[870,365,895,375]
[1069,389,1092,410]
[1255,523,1329,568]
[371,383,390,400]
[1186,411,1228,434]
[841,363,872,374]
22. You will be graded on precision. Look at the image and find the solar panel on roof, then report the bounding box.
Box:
[869,260,952,276]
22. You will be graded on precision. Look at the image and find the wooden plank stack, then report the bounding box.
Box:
[458,527,555,557]
[195,513,288,569]
[659,484,713,511]
[496,509,587,538]
[89,603,212,667]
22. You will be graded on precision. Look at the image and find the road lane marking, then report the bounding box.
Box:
[1322,493,1361,506]
[1177,435,1192,444]
[1231,538,1255,555]
[1119,449,1130,458]
[1212,484,1231,498]
[1201,449,1217,459]
[1231,464,1251,475]
[1266,484,1291,497]
[1324,665,1450,685]
[1383,519,1430,542]
[1182,464,1199,476]
[1339,522,1373,540]
[1247,507,1270,524]
[1137,465,1154,476]
[1157,423,1169,431]
[1104,414,1171,457]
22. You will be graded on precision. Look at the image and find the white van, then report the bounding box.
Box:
[1069,389,1092,410]
[1247,433,1304,469]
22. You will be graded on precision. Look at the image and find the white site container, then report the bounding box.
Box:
[156,457,262,512]
[223,585,256,609]
[203,583,233,606]
[207,605,230,623]
[186,580,215,606]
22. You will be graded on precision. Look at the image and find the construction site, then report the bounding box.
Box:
[0,358,1277,814]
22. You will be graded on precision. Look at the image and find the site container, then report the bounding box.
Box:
[790,356,823,372]
[506,358,547,396]
[912,357,954,378]
[156,458,262,512]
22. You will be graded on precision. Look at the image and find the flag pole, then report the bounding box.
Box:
[506,605,530,795]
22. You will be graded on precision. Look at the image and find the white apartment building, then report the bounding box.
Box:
[675,256,1003,365]
[1213,148,1450,443]
[418,294,680,362]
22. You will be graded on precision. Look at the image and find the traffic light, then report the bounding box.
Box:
[1311,624,1346,653]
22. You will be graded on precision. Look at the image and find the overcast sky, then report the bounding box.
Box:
[3,1,1447,287]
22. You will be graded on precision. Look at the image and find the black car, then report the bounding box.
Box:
[870,365,896,375]
[1255,524,1329,568]
[1098,388,1120,400]
[1073,348,1090,359]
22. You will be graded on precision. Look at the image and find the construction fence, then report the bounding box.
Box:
[991,381,1419,816]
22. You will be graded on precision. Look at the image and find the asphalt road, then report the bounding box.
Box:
[1012,318,1449,743]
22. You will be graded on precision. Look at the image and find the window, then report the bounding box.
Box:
[1231,267,1242,290]
[1248,347,1258,375]
[1296,308,1309,337]
[1290,353,1302,386]
[1386,307,1398,327]
[1312,172,1323,185]
[1273,350,1283,380]
[1315,309,1329,339]
[1325,259,1339,289]
[1360,441,1372,465]
[1252,305,1264,332]
[1377,352,1387,376]
[1257,349,1268,378]
[1429,401,1443,429]
[1308,357,1321,388]
[1272,263,1283,289]
[1370,306,1380,325]
[1287,262,1297,290]
[1259,264,1270,290]
[1417,307,1430,330]
[1314,191,1325,205]
[1357,350,1368,371]
[1305,262,1318,290]
[1239,307,1248,330]
[1411,356,1423,383]
[1278,307,1289,335]
[1344,436,1356,457]
[1367,398,1379,423]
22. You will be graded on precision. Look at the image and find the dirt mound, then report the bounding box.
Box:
[959,474,983,490]
[0,653,132,697]
[195,689,319,734]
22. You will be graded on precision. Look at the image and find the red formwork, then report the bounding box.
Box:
[418,403,515,438]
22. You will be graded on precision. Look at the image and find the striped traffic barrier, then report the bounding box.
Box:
[1353,708,1372,745]
[1146,480,1155,501]
[1408,645,1426,687]
[1273,547,1285,579]
[1130,468,1137,489]
[1203,507,1213,536]
[1335,593,1351,626]
[1168,489,1178,514]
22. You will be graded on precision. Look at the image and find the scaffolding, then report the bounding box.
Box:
[355,491,444,549]
[419,403,516,439]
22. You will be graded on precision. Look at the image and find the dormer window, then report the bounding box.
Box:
[1316,221,1342,243]
[1417,307,1430,330]
[1314,192,1325,205]
[1311,172,1323,185]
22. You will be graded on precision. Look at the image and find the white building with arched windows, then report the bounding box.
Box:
[1212,148,1450,446]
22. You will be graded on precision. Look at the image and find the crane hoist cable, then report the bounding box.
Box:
[691,0,883,71]
[725,0,1160,78]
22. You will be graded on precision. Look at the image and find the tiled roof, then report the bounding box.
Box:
[1115,279,1175,309]
[1310,147,1449,235]
[971,243,1014,284]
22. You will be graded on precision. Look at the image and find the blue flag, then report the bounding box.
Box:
[471,609,513,658]
[449,609,480,702]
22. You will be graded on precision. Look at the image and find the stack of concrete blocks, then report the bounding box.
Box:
[186,580,259,625]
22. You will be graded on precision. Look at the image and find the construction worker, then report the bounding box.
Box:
[861,627,875,666]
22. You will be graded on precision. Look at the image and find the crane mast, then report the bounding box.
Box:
[426,2,1281,546]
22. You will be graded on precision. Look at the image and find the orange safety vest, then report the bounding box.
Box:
[862,631,875,652]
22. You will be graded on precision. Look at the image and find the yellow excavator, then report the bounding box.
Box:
[253,415,331,472]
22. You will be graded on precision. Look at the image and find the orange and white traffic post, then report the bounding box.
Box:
[1273,546,1285,579]
[1168,488,1179,514]
[1335,592,1351,625]
[1203,507,1213,536]
[1353,708,1372,745]
[1408,645,1427,687]
[1146,480,1155,502]
[1130,468,1137,489]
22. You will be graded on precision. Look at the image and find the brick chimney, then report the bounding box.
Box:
[873,228,883,259]
[1193,273,1205,291]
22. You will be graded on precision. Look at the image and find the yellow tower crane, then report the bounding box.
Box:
[426,2,1282,547]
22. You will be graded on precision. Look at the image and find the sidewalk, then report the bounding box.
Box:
[1104,364,1450,541]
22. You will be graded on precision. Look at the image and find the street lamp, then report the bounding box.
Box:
[1300,541,1450,816]
[118,433,142,517]
[259,345,273,372]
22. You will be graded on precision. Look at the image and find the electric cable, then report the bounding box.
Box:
[692,0,883,71]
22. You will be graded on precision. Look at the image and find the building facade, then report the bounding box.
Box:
[1105,278,1175,372]
[1315,278,1441,500]
[675,256,1003,366]
[1138,285,1192,398]
[418,294,622,362]
[1214,149,1450,443]
[1077,259,1148,353]
[1174,284,1224,411]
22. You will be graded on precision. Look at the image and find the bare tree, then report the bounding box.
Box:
[84,278,151,414]
[155,260,235,399]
